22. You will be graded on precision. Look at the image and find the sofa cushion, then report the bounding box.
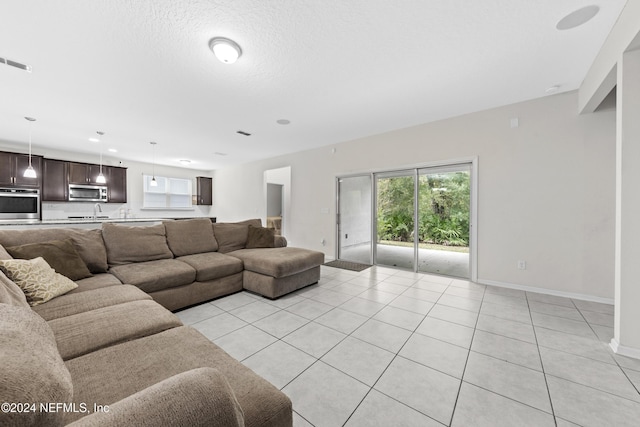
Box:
[109,259,196,293]
[213,219,262,253]
[0,269,29,307]
[164,218,218,256]
[229,247,325,278]
[69,229,109,273]
[66,368,244,427]
[32,284,151,321]
[6,238,93,281]
[0,243,11,259]
[49,299,183,360]
[0,228,109,273]
[177,252,244,282]
[102,223,173,266]
[0,303,73,427]
[0,257,78,306]
[246,225,275,249]
[64,326,292,427]
[69,273,122,294]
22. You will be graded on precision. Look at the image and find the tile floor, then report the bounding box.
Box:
[176,265,640,427]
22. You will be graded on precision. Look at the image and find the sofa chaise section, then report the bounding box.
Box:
[230,247,325,299]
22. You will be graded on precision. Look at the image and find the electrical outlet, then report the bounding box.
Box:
[517,260,526,270]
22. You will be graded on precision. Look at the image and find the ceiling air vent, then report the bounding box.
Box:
[0,56,32,72]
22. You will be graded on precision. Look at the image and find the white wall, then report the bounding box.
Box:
[214,91,616,299]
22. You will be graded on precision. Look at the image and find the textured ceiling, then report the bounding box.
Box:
[0,0,628,170]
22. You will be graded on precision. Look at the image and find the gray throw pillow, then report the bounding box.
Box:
[7,238,92,281]
[246,225,275,249]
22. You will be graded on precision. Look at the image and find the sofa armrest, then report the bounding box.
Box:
[275,235,287,247]
[68,368,244,427]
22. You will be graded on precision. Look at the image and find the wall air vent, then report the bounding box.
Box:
[236,130,251,136]
[0,56,32,72]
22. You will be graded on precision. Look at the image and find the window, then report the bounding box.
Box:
[142,175,192,209]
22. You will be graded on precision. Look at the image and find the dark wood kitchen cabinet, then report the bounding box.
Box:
[68,162,104,185]
[196,176,212,205]
[107,166,127,203]
[42,159,68,201]
[0,151,42,187]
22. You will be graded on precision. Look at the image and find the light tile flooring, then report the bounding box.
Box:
[176,266,640,427]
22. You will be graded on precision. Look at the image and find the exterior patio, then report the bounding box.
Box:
[339,242,469,279]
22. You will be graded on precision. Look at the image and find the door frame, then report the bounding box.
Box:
[336,156,478,282]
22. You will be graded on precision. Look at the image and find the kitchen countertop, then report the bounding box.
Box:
[0,218,167,227]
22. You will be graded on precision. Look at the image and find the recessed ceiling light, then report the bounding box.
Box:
[214,152,228,156]
[209,37,242,64]
[108,148,118,153]
[88,137,100,142]
[556,5,599,30]
[276,119,291,125]
[179,159,191,165]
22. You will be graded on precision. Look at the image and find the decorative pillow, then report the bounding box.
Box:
[102,223,174,266]
[246,225,275,249]
[0,257,78,306]
[7,239,92,281]
[213,219,263,253]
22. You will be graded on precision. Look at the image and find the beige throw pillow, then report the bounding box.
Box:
[0,257,78,306]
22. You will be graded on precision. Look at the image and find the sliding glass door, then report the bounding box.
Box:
[375,171,415,270]
[417,165,471,277]
[337,175,372,264]
[336,161,473,279]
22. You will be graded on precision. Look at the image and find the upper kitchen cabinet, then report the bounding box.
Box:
[107,166,127,203]
[0,151,42,188]
[42,159,68,201]
[196,176,212,205]
[68,162,104,185]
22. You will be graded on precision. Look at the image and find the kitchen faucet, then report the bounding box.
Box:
[93,203,102,220]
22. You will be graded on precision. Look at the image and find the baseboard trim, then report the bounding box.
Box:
[477,278,614,305]
[610,338,640,360]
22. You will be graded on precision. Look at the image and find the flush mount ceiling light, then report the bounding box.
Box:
[23,117,37,178]
[209,37,242,64]
[556,5,599,30]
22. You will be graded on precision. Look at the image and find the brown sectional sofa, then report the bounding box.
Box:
[0,218,325,427]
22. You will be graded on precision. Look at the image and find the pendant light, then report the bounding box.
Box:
[150,142,158,187]
[23,117,37,178]
[95,131,107,184]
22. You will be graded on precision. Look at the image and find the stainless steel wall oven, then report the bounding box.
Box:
[0,188,40,219]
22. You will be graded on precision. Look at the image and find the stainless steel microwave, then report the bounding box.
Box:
[68,184,108,202]
[0,188,40,219]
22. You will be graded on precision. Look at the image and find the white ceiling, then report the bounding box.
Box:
[0,0,628,171]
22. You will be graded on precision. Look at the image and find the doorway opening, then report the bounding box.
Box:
[264,166,291,237]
